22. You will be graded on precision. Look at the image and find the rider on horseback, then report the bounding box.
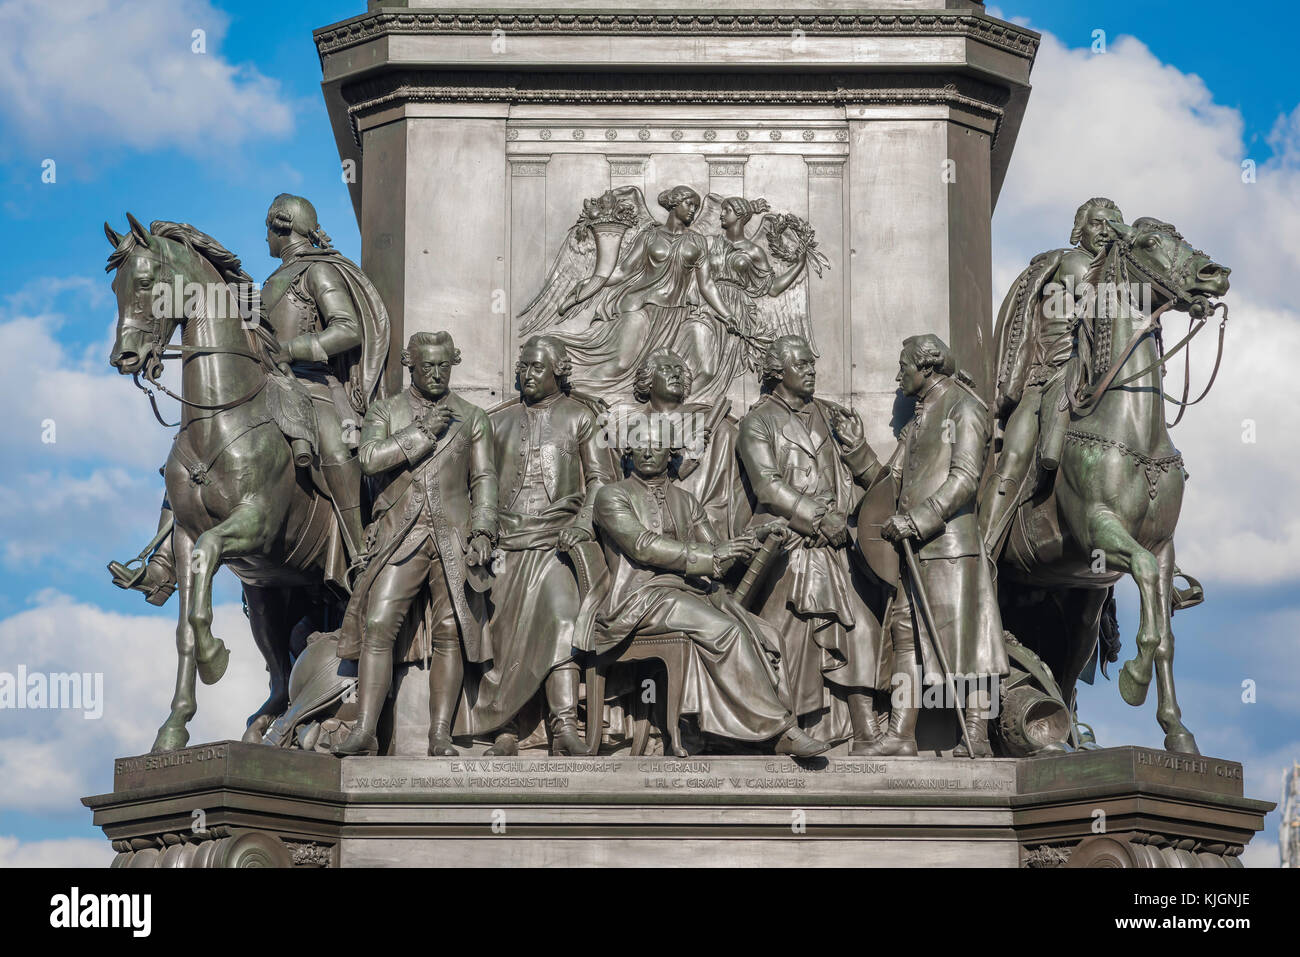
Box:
[260,193,389,565]
[980,197,1125,555]
[110,195,390,600]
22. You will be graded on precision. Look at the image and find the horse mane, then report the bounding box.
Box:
[104,220,278,365]
[105,220,253,284]
[1131,216,1184,243]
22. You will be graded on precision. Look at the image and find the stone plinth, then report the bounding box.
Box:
[84,743,1272,868]
[314,1,1038,446]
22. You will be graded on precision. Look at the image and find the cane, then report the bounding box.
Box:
[899,537,976,759]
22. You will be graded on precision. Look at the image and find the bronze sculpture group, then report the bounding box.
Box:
[104,185,1231,759]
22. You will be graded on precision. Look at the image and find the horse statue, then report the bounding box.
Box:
[985,216,1231,754]
[105,214,350,752]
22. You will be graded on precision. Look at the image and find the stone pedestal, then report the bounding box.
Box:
[84,743,1272,868]
[314,0,1037,446]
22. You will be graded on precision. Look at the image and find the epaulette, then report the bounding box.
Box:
[952,374,990,412]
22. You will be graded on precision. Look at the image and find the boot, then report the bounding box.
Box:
[427,641,462,757]
[138,550,177,606]
[108,508,177,606]
[333,645,391,757]
[1038,408,1069,471]
[109,550,177,606]
[855,705,918,756]
[484,720,519,757]
[321,458,367,574]
[545,663,587,756]
[979,473,1021,556]
[953,695,994,758]
[774,724,833,758]
[847,691,882,756]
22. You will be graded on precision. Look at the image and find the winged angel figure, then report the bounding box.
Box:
[518,184,827,405]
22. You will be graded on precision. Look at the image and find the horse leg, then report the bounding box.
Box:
[153,525,198,752]
[1151,539,1197,754]
[187,503,270,686]
[240,583,293,743]
[1086,509,1162,708]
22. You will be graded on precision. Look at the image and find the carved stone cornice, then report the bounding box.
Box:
[315,11,1039,61]
[343,70,1011,149]
[607,154,650,177]
[509,157,551,177]
[703,155,749,178]
[805,157,846,178]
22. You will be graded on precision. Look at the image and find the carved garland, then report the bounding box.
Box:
[315,12,1040,60]
[1064,430,1187,500]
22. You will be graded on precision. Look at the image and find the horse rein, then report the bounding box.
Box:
[123,244,274,427]
[1073,238,1228,426]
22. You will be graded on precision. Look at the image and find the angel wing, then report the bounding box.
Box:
[692,192,727,241]
[747,210,824,354]
[750,271,818,356]
[517,186,657,335]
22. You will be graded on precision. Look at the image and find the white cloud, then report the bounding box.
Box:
[0,0,293,159]
[1240,837,1279,869]
[993,31,1300,584]
[0,595,270,813]
[0,834,115,867]
[1,279,174,468]
[0,276,180,575]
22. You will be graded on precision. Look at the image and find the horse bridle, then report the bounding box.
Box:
[122,243,270,427]
[1074,229,1228,425]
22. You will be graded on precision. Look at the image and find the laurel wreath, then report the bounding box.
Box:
[762,213,829,277]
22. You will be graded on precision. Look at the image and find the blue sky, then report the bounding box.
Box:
[0,0,1296,866]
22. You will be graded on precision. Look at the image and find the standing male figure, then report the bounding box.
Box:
[982,197,1125,553]
[860,334,1007,757]
[737,334,885,753]
[468,335,616,756]
[333,332,497,756]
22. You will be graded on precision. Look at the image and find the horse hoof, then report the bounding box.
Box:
[1118,661,1150,707]
[242,714,273,744]
[1164,731,1200,755]
[196,641,230,685]
[152,727,189,752]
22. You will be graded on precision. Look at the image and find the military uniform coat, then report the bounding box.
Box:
[883,375,1007,679]
[337,388,496,663]
[737,392,885,711]
[464,391,615,735]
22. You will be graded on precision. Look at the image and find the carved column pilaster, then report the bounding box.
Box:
[704,155,747,200]
[607,154,649,192]
[508,154,551,378]
[804,156,848,397]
